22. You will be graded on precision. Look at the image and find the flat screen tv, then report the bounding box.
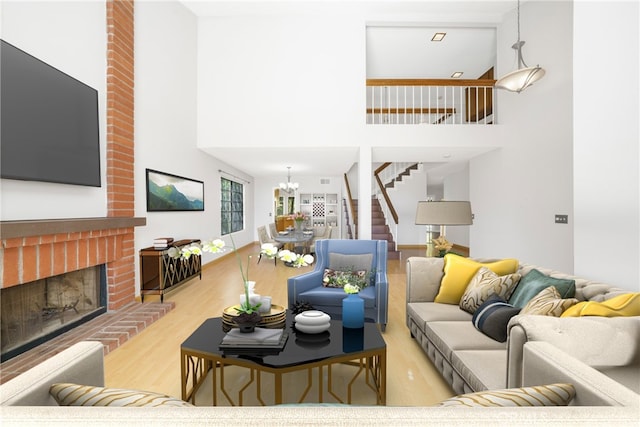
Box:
[1,39,101,187]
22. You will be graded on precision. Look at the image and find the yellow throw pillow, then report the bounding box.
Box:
[434,254,519,305]
[561,293,640,317]
[521,286,578,317]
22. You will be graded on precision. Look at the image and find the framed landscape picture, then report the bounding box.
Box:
[146,169,204,212]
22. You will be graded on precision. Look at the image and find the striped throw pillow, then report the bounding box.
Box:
[50,383,194,407]
[437,383,575,407]
[520,286,578,317]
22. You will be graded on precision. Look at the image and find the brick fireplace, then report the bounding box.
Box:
[0,1,170,381]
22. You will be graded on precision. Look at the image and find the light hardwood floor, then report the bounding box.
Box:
[104,243,454,406]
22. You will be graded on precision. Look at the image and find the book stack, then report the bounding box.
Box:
[219,328,288,354]
[153,237,174,249]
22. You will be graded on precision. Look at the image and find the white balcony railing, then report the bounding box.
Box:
[366,79,495,125]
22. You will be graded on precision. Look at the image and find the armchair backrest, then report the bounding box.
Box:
[257,226,274,245]
[314,239,387,280]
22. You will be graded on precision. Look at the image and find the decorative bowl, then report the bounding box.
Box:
[294,310,331,326]
[294,322,330,334]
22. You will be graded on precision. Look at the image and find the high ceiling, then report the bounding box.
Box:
[179,1,516,179]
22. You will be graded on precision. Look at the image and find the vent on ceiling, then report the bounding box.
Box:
[320,178,330,185]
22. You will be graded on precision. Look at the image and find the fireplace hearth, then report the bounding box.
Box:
[1,265,106,362]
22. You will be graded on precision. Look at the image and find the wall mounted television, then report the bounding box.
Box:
[1,39,101,187]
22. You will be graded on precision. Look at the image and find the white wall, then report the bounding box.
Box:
[134,1,255,293]
[0,1,108,220]
[573,1,639,291]
[470,1,574,272]
[443,164,470,247]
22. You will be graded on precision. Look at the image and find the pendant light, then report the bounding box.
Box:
[279,166,299,194]
[495,0,545,93]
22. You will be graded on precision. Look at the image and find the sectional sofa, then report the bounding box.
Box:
[1,340,638,426]
[405,256,640,406]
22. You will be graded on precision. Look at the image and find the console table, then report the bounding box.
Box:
[139,239,201,302]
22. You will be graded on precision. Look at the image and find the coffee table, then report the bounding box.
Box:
[180,312,386,406]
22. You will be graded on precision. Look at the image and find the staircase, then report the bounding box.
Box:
[384,163,419,189]
[345,198,400,260]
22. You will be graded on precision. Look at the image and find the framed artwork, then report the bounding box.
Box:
[146,169,204,212]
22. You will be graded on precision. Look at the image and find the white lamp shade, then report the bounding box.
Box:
[495,66,546,93]
[415,201,473,226]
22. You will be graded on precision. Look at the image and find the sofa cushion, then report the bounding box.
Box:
[424,321,506,360]
[561,293,640,317]
[509,268,576,308]
[435,254,519,305]
[436,383,575,407]
[459,267,521,314]
[520,286,579,316]
[407,302,473,332]
[299,285,375,308]
[450,349,508,392]
[329,253,373,273]
[472,296,521,342]
[49,383,193,407]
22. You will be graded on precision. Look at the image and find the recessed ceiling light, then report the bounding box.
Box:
[451,72,463,78]
[431,32,446,42]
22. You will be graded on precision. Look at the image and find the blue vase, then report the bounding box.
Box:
[342,294,364,328]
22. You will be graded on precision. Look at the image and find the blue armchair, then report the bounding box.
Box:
[287,239,389,331]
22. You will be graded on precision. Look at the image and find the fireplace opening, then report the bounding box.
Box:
[1,265,106,362]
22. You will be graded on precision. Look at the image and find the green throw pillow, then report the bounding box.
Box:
[508,268,576,309]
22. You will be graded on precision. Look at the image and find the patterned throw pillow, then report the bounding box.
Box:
[436,383,575,407]
[459,267,521,314]
[322,268,367,289]
[520,286,579,316]
[435,254,519,305]
[50,383,194,407]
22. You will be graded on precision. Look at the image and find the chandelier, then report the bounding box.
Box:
[495,0,545,93]
[279,166,299,193]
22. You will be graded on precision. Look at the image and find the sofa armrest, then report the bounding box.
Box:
[523,341,639,406]
[405,257,444,303]
[507,315,640,388]
[0,341,104,406]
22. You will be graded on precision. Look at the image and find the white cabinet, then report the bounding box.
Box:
[299,193,339,230]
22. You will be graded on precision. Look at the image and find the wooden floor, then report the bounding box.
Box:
[104,244,454,406]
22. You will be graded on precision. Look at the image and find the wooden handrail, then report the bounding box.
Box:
[374,163,399,225]
[367,78,496,87]
[343,173,357,238]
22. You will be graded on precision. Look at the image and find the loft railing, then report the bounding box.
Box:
[366,78,495,125]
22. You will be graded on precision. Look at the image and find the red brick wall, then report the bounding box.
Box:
[0,1,138,312]
[106,0,135,310]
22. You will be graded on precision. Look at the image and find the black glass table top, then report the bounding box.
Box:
[181,311,385,368]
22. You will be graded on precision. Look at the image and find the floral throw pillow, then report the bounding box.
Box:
[322,268,367,289]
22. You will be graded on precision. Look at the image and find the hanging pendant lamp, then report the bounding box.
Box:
[279,166,299,194]
[495,0,545,93]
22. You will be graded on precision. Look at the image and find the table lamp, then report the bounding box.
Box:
[415,201,473,257]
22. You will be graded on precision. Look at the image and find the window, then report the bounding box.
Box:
[221,178,244,235]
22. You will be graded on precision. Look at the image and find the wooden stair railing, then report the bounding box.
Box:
[344,173,357,239]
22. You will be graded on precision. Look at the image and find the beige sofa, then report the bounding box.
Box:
[2,341,639,426]
[406,256,640,406]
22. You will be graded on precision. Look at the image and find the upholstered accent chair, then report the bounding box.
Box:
[257,225,283,264]
[268,222,279,239]
[287,239,389,331]
[309,225,332,254]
